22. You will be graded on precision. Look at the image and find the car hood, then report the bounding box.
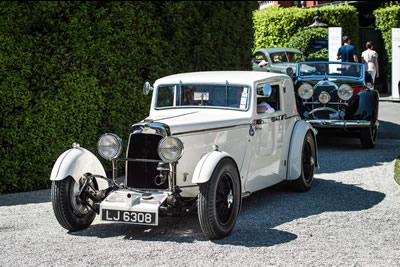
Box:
[145,109,252,135]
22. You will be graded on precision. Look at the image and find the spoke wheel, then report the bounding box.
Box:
[294,132,316,192]
[198,158,241,240]
[51,176,96,231]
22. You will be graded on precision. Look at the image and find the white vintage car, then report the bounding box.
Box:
[50,71,318,240]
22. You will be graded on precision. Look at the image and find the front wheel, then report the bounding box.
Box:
[360,126,377,148]
[51,176,96,231]
[198,158,241,240]
[293,131,316,192]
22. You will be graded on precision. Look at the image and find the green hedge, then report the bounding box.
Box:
[286,27,328,60]
[374,3,400,79]
[253,3,359,53]
[0,1,254,193]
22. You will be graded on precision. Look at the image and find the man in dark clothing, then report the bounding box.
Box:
[337,36,358,62]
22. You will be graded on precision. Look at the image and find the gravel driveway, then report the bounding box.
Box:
[1,102,400,266]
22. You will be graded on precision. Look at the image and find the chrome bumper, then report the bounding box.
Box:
[308,119,379,128]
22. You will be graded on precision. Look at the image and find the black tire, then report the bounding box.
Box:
[51,176,96,231]
[360,126,377,149]
[198,158,241,240]
[293,132,316,192]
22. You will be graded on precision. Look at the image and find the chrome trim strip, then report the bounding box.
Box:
[308,119,378,127]
[304,101,347,105]
[287,114,301,120]
[118,158,163,164]
[173,123,251,136]
[309,107,338,115]
[314,80,338,90]
[130,122,171,136]
[241,191,252,198]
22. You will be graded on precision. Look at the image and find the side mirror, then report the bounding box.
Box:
[143,81,153,96]
[258,84,272,97]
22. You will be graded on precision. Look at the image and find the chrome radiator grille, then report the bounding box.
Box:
[126,133,168,189]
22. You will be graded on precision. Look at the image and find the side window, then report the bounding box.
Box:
[253,52,267,64]
[256,83,280,114]
[156,85,175,107]
[287,52,303,63]
[270,52,288,63]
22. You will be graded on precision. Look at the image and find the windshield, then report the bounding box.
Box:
[298,62,363,79]
[155,84,250,110]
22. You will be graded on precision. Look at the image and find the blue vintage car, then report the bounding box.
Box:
[252,48,305,74]
[292,61,378,148]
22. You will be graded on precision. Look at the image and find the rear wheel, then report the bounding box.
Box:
[51,176,96,231]
[360,126,377,148]
[198,158,241,240]
[293,132,316,192]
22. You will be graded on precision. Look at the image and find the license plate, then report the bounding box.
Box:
[101,209,156,225]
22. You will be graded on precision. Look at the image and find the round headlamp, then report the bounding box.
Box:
[338,84,353,101]
[158,136,184,163]
[318,91,331,104]
[97,133,122,160]
[298,83,314,100]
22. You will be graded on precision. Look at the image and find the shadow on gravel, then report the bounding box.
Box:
[377,120,400,139]
[0,189,50,207]
[315,126,400,174]
[71,178,385,247]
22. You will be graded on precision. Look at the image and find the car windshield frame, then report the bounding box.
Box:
[296,62,365,80]
[154,82,252,111]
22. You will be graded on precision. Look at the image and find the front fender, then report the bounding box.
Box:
[287,120,318,180]
[192,150,233,184]
[50,145,108,190]
[346,90,379,122]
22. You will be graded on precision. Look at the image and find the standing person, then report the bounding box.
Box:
[361,41,379,84]
[337,36,358,63]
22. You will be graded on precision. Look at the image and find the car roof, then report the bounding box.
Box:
[154,71,288,86]
[254,48,303,54]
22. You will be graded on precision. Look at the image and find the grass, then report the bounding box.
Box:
[395,157,400,186]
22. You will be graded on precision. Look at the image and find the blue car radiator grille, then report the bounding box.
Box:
[310,86,340,119]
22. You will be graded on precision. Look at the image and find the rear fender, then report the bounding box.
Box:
[50,145,108,190]
[192,150,233,184]
[287,120,318,180]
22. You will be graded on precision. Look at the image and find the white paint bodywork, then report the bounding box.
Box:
[142,71,317,197]
[50,146,108,190]
[50,71,317,200]
[192,150,233,184]
[287,120,318,180]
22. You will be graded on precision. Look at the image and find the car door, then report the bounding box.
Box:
[244,81,286,193]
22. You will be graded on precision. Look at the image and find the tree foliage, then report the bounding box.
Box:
[285,28,328,60]
[374,3,400,68]
[0,1,254,193]
[253,3,359,53]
